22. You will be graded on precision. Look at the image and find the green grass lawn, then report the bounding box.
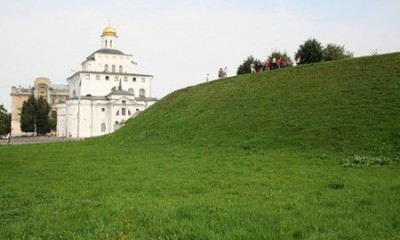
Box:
[1,53,400,239]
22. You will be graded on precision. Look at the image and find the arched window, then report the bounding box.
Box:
[139,89,146,98]
[110,40,113,48]
[128,88,134,95]
[104,64,109,72]
[73,90,77,98]
[112,65,116,73]
[119,65,123,73]
[105,40,108,48]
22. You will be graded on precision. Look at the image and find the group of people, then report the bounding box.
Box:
[251,57,298,73]
[218,67,228,79]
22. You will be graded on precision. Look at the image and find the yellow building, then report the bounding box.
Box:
[10,77,68,136]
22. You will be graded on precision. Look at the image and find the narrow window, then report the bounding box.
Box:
[105,76,109,80]
[116,110,120,116]
[104,64,109,72]
[105,40,108,48]
[139,88,145,97]
[101,123,106,132]
[121,108,126,116]
[110,40,113,48]
[101,108,105,112]
[112,65,116,73]
[119,65,123,73]
[133,77,136,82]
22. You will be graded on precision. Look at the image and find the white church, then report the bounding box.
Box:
[56,25,157,138]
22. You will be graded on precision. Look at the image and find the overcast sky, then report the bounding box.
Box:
[1,0,399,111]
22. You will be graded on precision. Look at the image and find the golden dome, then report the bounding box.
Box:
[102,25,117,37]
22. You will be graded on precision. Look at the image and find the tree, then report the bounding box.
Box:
[0,104,11,135]
[294,38,323,65]
[20,95,37,133]
[36,96,51,135]
[237,56,262,75]
[267,50,293,69]
[323,43,353,61]
[20,95,51,135]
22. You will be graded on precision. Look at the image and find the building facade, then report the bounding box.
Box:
[10,77,68,136]
[56,25,157,138]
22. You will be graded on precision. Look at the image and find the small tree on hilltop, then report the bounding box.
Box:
[323,43,353,61]
[237,56,262,75]
[267,50,293,69]
[294,38,323,65]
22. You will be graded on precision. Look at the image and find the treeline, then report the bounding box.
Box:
[237,38,353,75]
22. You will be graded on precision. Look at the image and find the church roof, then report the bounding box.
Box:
[102,25,117,37]
[107,80,134,97]
[85,48,126,61]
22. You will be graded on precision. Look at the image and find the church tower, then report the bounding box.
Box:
[101,25,118,49]
[57,25,157,139]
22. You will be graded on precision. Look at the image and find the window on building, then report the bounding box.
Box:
[128,110,131,116]
[101,123,106,132]
[124,77,127,82]
[119,65,123,73]
[114,76,118,81]
[110,40,113,48]
[139,89,146,98]
[105,40,108,48]
[96,75,100,80]
[105,76,109,80]
[112,65,116,73]
[133,77,136,82]
[104,64,109,72]
[142,78,146,83]
[101,108,105,112]
[116,110,119,116]
[122,100,126,104]
[128,88,134,95]
[121,108,126,116]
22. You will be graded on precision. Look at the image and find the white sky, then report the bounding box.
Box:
[0,0,399,111]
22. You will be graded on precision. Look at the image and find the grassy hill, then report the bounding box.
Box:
[1,53,400,239]
[107,52,400,156]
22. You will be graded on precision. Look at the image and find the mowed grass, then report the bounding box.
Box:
[1,53,400,239]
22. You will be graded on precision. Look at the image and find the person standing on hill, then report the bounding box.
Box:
[250,62,256,73]
[218,68,224,79]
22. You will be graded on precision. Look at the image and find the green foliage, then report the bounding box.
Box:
[20,95,37,133]
[323,43,353,61]
[295,38,324,64]
[236,55,262,75]
[36,96,51,134]
[267,50,293,69]
[0,104,11,135]
[20,96,51,134]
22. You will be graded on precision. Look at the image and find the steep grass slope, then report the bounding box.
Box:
[105,52,400,157]
[1,53,400,239]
